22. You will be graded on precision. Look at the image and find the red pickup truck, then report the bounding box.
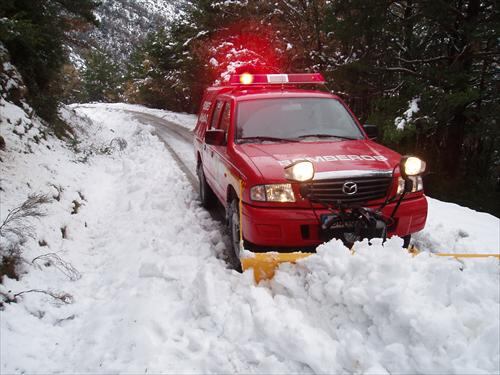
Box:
[194,73,427,265]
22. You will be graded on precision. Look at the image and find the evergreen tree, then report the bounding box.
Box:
[0,0,99,131]
[81,50,122,102]
[126,0,291,112]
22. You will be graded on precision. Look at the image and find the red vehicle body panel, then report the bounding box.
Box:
[242,196,427,247]
[194,85,428,249]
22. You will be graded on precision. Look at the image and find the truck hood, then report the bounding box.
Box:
[238,140,402,181]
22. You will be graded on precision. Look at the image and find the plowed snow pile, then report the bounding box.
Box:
[1,104,499,374]
[269,239,499,373]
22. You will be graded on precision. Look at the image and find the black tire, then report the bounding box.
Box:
[403,235,411,248]
[197,163,215,209]
[227,199,242,271]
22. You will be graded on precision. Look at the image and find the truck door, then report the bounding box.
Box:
[211,101,232,198]
[203,100,224,188]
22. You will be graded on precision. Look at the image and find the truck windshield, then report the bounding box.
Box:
[236,98,364,143]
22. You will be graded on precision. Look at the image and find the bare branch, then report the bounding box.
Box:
[396,55,450,64]
[0,194,52,242]
[12,289,73,304]
[380,67,421,76]
[32,253,81,281]
[384,81,404,94]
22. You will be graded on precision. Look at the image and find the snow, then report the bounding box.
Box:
[209,57,219,67]
[269,238,499,374]
[84,0,185,65]
[1,102,499,374]
[395,97,420,130]
[1,103,228,372]
[1,45,25,98]
[414,197,500,254]
[73,102,197,130]
[67,50,86,71]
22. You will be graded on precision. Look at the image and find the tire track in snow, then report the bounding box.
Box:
[155,135,197,188]
[125,110,197,188]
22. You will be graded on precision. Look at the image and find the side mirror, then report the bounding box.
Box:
[363,124,378,141]
[205,129,226,146]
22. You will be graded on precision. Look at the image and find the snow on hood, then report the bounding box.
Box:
[238,139,402,180]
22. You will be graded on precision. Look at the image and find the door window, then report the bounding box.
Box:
[219,103,231,133]
[210,101,224,129]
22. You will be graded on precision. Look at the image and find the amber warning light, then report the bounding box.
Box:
[230,73,325,86]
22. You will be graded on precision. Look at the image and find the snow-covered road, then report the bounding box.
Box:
[1,103,499,374]
[128,109,198,186]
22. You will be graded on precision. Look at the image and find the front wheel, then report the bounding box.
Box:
[227,199,242,271]
[197,163,215,209]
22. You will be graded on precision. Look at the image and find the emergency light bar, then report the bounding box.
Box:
[229,73,326,86]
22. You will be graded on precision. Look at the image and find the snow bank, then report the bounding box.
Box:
[414,197,500,254]
[267,238,499,374]
[0,103,231,373]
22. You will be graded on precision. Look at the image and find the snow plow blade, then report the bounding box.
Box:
[242,247,499,283]
[408,246,500,259]
[241,252,312,283]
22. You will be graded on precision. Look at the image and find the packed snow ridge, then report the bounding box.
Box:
[0,101,499,374]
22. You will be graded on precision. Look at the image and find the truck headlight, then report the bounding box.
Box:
[397,176,423,195]
[284,161,315,182]
[401,156,426,178]
[250,184,296,202]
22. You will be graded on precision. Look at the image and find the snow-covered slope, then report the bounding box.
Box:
[1,103,499,373]
[70,0,185,67]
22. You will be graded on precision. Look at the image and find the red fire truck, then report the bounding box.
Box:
[194,73,427,266]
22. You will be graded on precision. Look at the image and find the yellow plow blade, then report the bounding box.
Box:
[408,246,500,259]
[242,247,499,283]
[241,252,312,283]
[434,253,500,258]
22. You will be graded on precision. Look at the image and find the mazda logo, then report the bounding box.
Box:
[342,181,358,195]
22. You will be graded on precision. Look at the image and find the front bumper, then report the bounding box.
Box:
[241,195,428,248]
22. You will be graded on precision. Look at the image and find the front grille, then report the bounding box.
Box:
[300,176,392,205]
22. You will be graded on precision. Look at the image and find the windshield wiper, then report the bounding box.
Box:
[297,134,359,140]
[237,136,300,144]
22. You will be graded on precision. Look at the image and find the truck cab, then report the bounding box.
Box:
[194,73,427,262]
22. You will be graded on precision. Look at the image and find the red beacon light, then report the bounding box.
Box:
[229,73,325,86]
[239,72,254,85]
